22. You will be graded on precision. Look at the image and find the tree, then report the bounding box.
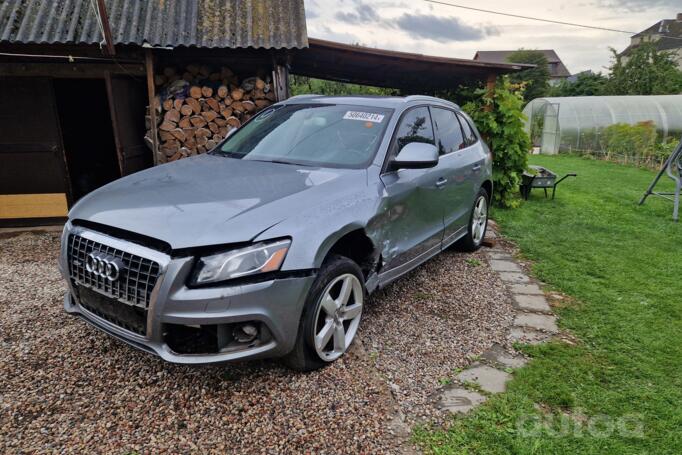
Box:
[548,71,608,97]
[604,43,682,95]
[506,49,551,103]
[463,78,530,208]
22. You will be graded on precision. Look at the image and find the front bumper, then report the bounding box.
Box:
[61,224,315,364]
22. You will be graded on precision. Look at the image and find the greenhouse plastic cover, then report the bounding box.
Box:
[523,95,682,154]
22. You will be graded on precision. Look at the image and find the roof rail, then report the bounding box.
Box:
[404,95,459,108]
[287,94,322,100]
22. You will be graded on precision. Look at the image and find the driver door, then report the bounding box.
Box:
[379,106,445,281]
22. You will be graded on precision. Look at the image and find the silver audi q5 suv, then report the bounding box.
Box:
[60,95,492,371]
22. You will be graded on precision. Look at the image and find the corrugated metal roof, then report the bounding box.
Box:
[0,0,308,49]
[291,38,529,91]
[473,50,570,78]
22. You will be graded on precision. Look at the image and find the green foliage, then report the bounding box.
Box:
[463,77,530,208]
[506,49,551,103]
[289,75,398,97]
[654,137,680,161]
[604,42,682,95]
[597,122,679,167]
[529,108,545,146]
[548,71,608,97]
[601,121,657,157]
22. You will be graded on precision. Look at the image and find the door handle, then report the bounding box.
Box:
[472,164,482,172]
[436,177,448,188]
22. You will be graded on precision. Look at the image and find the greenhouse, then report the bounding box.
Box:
[524,95,682,154]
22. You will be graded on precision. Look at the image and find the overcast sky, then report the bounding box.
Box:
[304,0,681,75]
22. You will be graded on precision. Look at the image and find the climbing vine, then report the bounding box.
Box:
[463,78,530,208]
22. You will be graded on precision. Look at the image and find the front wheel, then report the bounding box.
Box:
[456,188,489,252]
[283,255,365,371]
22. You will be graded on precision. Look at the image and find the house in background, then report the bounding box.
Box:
[473,49,571,86]
[619,13,682,68]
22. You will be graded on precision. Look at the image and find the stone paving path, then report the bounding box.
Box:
[436,222,559,414]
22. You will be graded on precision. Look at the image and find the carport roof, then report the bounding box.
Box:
[0,0,307,49]
[290,38,531,90]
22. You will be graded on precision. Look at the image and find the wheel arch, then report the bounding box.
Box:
[315,226,379,279]
[481,179,493,202]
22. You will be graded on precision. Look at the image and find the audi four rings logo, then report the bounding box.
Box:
[85,253,124,281]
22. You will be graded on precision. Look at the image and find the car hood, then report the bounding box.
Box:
[69,154,367,250]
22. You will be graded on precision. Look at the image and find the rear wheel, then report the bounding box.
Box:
[283,255,365,371]
[456,188,489,252]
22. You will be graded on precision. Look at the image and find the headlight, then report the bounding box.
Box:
[192,239,291,285]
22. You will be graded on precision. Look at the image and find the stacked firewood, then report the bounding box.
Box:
[147,64,277,162]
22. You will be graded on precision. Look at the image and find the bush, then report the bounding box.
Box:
[591,122,680,168]
[600,122,657,157]
[289,75,397,96]
[654,138,680,162]
[463,77,530,208]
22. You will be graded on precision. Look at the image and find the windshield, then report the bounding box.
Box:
[215,103,393,168]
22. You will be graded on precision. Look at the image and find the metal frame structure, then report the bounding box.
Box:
[639,139,682,222]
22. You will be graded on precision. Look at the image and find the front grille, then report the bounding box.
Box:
[67,233,161,309]
[77,285,148,336]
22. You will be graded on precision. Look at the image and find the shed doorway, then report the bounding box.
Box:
[53,78,121,202]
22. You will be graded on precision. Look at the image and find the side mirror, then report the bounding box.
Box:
[389,142,439,171]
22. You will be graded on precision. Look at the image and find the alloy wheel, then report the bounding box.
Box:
[312,273,363,362]
[472,195,488,244]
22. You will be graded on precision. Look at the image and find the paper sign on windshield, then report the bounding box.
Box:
[343,111,385,123]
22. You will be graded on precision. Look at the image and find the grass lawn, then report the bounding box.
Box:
[415,155,682,454]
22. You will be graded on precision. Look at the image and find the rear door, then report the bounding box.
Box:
[379,106,444,279]
[430,107,470,243]
[447,112,487,242]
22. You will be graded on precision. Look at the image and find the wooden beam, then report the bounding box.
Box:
[0,62,145,78]
[145,49,160,165]
[272,64,290,101]
[485,74,496,112]
[0,193,68,219]
[104,72,125,175]
[95,0,116,56]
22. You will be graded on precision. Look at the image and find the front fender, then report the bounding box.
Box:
[253,183,383,271]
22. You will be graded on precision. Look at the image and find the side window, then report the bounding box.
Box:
[392,107,435,157]
[457,113,478,146]
[431,107,465,155]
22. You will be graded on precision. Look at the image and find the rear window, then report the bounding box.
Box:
[457,113,478,146]
[431,107,465,155]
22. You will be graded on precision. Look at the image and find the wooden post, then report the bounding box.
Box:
[271,53,290,101]
[485,73,496,112]
[104,71,124,175]
[144,49,160,165]
[96,0,116,56]
[271,64,290,101]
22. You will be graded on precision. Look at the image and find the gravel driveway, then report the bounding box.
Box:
[0,231,513,454]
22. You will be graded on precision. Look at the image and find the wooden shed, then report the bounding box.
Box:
[0,0,307,226]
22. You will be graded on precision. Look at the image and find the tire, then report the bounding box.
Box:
[455,187,489,252]
[283,255,366,371]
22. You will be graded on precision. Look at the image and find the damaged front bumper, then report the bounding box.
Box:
[61,224,315,364]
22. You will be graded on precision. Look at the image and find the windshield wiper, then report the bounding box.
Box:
[248,158,315,167]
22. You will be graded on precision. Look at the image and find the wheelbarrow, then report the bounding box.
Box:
[520,165,576,200]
